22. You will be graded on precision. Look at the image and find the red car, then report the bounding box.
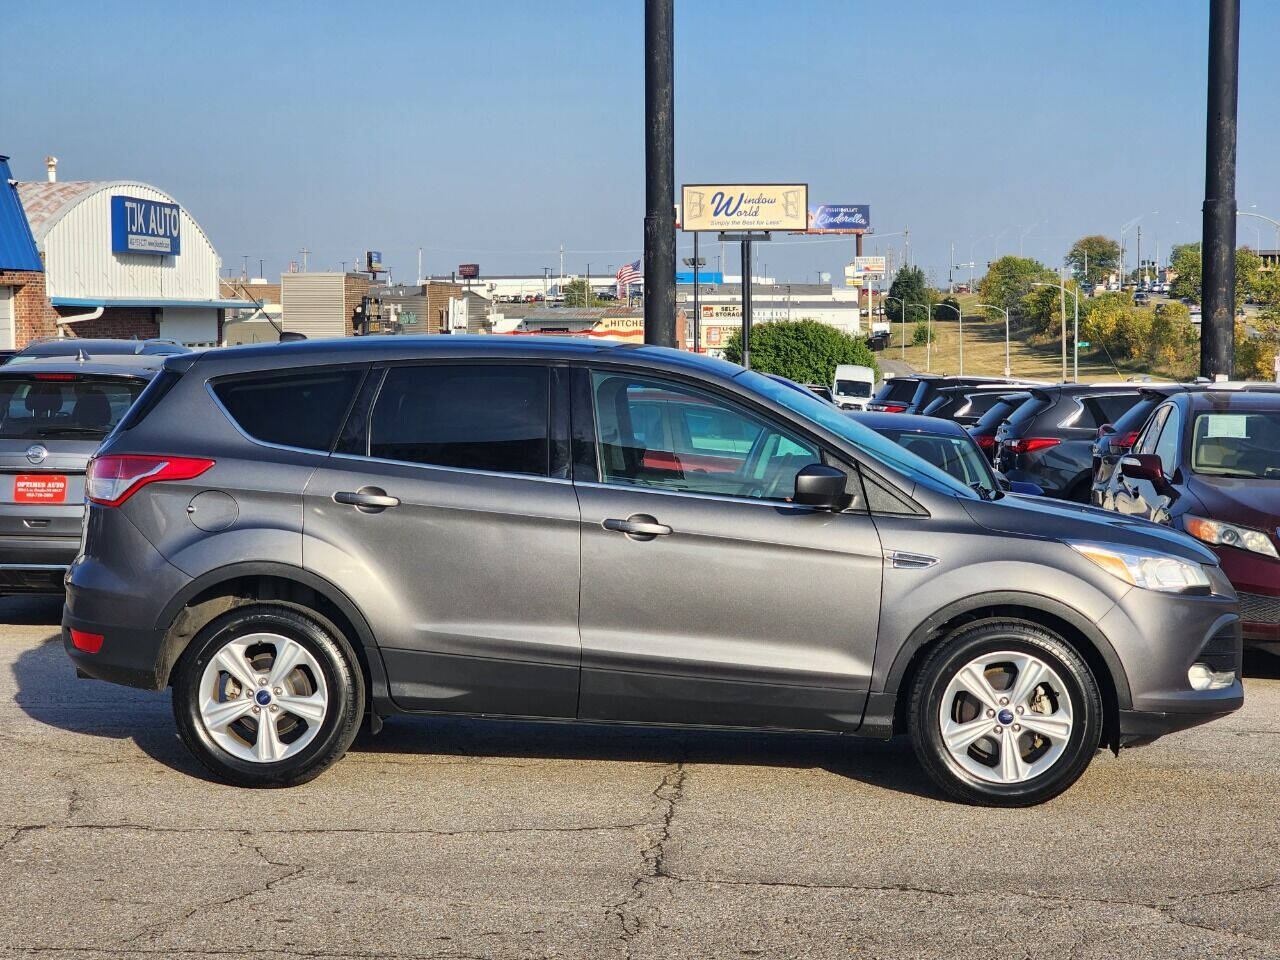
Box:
[1100,390,1280,650]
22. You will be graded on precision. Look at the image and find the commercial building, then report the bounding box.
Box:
[679,281,862,355]
[280,272,370,339]
[0,155,55,349]
[15,158,251,346]
[365,281,466,334]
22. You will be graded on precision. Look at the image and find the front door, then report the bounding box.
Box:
[0,287,14,351]
[304,361,582,718]
[574,367,883,732]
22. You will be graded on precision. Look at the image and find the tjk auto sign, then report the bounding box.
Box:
[681,184,808,232]
[111,195,181,256]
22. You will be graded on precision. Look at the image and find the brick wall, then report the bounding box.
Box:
[0,269,59,346]
[342,274,371,337]
[426,282,463,333]
[58,307,160,340]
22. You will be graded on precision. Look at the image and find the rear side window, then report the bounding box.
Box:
[1110,396,1161,435]
[972,395,1027,433]
[0,374,147,441]
[1081,393,1140,428]
[875,378,920,404]
[1006,392,1053,429]
[369,364,549,476]
[118,369,180,431]
[214,368,364,452]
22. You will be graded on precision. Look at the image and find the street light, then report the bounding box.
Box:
[932,300,963,374]
[1236,209,1280,250]
[1032,280,1082,382]
[1120,211,1157,287]
[976,303,1011,377]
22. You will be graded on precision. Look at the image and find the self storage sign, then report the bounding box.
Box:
[13,475,67,504]
[111,195,181,256]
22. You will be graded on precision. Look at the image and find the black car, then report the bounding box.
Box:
[994,384,1146,501]
[867,375,1025,415]
[920,383,1043,426]
[11,338,190,361]
[967,392,1034,461]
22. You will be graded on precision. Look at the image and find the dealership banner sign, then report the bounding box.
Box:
[681,184,808,232]
[111,195,181,255]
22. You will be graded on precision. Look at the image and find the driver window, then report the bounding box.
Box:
[591,371,819,500]
[1153,408,1182,474]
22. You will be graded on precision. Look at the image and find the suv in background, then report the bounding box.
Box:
[64,337,1244,805]
[868,375,1024,415]
[10,338,190,362]
[0,353,164,592]
[921,383,1042,426]
[1100,390,1279,651]
[967,392,1033,460]
[1091,386,1192,505]
[995,384,1145,501]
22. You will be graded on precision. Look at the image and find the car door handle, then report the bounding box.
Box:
[603,515,672,540]
[334,487,400,512]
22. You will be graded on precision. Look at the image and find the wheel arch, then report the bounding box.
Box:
[881,592,1131,750]
[152,561,390,712]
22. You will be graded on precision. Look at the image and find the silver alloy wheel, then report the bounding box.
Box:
[938,650,1074,785]
[197,632,329,764]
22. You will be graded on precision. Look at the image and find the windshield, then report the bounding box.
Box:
[876,428,1000,497]
[834,379,872,398]
[1191,411,1280,479]
[739,370,978,499]
[0,375,147,440]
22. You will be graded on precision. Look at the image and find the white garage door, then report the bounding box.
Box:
[0,287,14,351]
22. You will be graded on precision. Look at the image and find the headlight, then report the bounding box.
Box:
[1183,515,1279,559]
[1068,541,1212,594]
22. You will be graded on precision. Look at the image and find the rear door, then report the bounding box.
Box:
[573,367,882,732]
[303,361,582,719]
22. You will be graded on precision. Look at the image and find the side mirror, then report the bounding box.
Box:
[1119,453,1165,485]
[793,463,848,511]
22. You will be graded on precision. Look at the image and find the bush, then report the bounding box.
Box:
[723,320,878,384]
[912,320,929,345]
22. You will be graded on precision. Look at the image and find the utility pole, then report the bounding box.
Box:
[643,0,676,347]
[300,248,309,272]
[417,248,423,287]
[741,239,753,368]
[1060,270,1068,382]
[1202,0,1239,379]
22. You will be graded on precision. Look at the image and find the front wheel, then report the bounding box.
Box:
[908,620,1103,806]
[172,604,364,787]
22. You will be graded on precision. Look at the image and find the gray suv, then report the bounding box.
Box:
[63,338,1244,805]
[0,352,164,592]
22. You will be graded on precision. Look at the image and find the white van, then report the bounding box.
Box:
[832,364,876,410]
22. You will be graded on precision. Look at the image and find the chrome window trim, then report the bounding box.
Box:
[573,478,813,510]
[326,450,573,486]
[0,563,70,571]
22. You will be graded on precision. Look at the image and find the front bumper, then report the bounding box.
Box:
[1101,580,1243,744]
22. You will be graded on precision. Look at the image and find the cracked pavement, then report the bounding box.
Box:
[2,595,1280,959]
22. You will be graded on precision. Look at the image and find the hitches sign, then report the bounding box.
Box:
[110,196,181,255]
[681,184,808,232]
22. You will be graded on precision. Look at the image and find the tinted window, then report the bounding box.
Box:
[1006,392,1053,429]
[592,371,819,501]
[1135,406,1171,455]
[1090,393,1141,426]
[875,378,921,404]
[0,374,147,441]
[1153,407,1182,473]
[215,368,363,452]
[1110,396,1163,435]
[370,364,549,475]
[972,395,1028,434]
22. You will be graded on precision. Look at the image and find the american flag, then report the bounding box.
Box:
[615,259,642,297]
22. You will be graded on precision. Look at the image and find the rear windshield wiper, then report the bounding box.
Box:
[31,426,108,438]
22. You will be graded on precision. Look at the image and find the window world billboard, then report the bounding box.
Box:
[110,196,181,255]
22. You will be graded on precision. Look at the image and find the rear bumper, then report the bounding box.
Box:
[0,562,70,593]
[63,608,165,689]
[0,531,80,592]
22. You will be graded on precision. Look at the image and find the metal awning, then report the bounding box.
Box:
[0,157,43,272]
[51,297,257,309]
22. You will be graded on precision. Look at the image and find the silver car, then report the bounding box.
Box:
[64,338,1243,805]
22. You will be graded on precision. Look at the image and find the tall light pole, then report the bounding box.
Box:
[1120,211,1157,286]
[976,303,1011,377]
[933,300,963,374]
[1033,280,1081,382]
[643,0,676,346]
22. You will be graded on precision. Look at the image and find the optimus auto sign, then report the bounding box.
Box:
[110,195,181,255]
[680,184,808,232]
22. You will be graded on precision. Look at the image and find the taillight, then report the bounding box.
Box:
[86,455,215,507]
[34,372,78,381]
[973,434,995,450]
[882,404,908,413]
[1114,430,1140,452]
[1007,437,1061,455]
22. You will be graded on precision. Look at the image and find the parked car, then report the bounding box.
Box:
[994,384,1146,501]
[11,338,190,362]
[921,383,1045,426]
[1091,387,1194,506]
[804,384,834,403]
[65,338,1243,805]
[967,392,1034,461]
[846,411,1042,497]
[0,353,166,593]
[1099,390,1279,652]
[831,363,876,410]
[867,375,1025,415]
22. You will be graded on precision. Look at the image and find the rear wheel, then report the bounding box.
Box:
[908,620,1103,806]
[172,604,364,787]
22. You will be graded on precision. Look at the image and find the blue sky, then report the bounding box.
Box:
[4,0,1278,285]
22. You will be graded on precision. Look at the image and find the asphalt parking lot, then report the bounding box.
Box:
[2,595,1280,959]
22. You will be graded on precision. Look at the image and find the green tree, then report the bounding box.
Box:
[884,266,931,326]
[977,256,1055,320]
[723,320,878,382]
[1021,280,1083,339]
[935,296,962,321]
[1065,235,1120,289]
[1168,243,1260,308]
[562,278,607,307]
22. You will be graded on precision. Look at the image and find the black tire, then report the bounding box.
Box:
[172,603,364,788]
[908,619,1103,807]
